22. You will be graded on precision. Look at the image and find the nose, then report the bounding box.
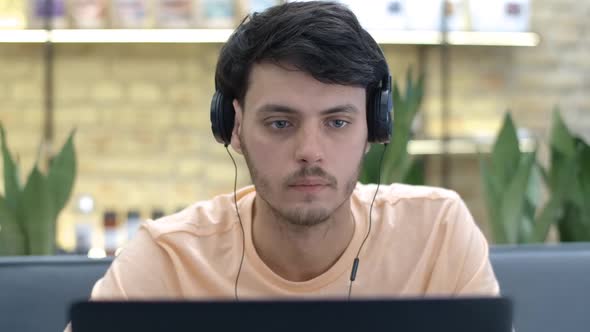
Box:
[294,124,324,165]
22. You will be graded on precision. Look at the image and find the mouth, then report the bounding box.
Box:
[288,178,331,193]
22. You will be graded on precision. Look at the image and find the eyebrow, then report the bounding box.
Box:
[256,103,360,116]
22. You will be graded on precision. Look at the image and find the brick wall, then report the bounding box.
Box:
[1,0,589,250]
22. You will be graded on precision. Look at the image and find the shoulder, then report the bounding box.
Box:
[354,182,462,208]
[143,186,256,240]
[353,182,473,233]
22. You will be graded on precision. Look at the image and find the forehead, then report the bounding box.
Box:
[243,62,366,115]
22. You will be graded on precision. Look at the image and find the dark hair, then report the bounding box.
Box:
[214,1,388,106]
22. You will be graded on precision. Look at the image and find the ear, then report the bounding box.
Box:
[230,99,244,155]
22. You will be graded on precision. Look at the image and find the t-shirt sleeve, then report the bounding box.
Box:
[451,197,500,295]
[89,224,179,300]
[429,195,500,296]
[63,224,178,332]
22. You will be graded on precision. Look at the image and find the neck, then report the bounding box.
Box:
[251,196,355,282]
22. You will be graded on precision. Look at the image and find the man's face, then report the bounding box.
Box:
[231,62,369,227]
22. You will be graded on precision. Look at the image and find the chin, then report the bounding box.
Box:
[277,205,333,227]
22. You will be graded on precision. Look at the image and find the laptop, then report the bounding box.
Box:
[70,297,512,332]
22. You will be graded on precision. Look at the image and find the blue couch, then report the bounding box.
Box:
[1,244,589,332]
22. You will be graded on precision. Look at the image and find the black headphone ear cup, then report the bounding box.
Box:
[366,88,378,143]
[367,86,392,144]
[377,87,393,143]
[210,91,236,145]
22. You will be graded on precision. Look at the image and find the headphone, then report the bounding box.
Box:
[210,61,393,145]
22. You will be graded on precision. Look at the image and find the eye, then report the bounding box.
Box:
[328,119,349,128]
[270,120,291,129]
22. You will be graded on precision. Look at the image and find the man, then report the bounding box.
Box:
[71,1,498,324]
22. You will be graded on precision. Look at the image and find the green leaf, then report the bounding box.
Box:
[380,141,406,182]
[360,143,409,185]
[392,79,405,126]
[558,202,588,242]
[533,196,562,242]
[566,138,590,210]
[526,159,543,213]
[402,157,425,185]
[519,206,535,243]
[490,113,521,188]
[547,110,577,196]
[20,166,55,255]
[46,130,77,221]
[535,159,550,186]
[532,110,590,242]
[548,149,577,203]
[405,70,424,122]
[549,109,576,157]
[412,74,425,118]
[499,152,536,243]
[389,87,410,155]
[577,141,590,220]
[405,68,413,102]
[520,161,543,243]
[0,195,27,255]
[480,157,504,243]
[384,155,412,185]
[556,138,590,241]
[360,144,383,184]
[540,147,573,242]
[0,124,21,212]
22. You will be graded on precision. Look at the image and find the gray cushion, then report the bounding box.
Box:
[0,256,111,332]
[491,244,590,332]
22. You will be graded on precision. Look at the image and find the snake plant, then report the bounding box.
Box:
[545,110,590,241]
[480,113,540,244]
[0,124,76,255]
[481,110,590,244]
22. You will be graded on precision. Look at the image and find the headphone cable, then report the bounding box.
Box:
[226,144,245,302]
[348,143,388,300]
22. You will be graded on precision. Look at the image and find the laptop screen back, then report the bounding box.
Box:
[70,297,512,332]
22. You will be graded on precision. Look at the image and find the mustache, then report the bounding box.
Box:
[284,167,338,187]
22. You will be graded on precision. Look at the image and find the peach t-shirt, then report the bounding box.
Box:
[88,183,499,300]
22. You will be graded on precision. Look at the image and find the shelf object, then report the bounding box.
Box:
[0,29,540,46]
[408,137,536,155]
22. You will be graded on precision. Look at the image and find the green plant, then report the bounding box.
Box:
[543,110,590,241]
[360,69,425,185]
[480,113,541,244]
[481,110,590,244]
[0,124,76,255]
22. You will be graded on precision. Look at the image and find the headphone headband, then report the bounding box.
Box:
[212,54,393,145]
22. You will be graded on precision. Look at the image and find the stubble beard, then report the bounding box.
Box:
[239,133,362,227]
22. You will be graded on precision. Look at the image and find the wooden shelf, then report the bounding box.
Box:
[0,29,540,46]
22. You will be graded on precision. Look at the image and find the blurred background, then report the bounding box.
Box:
[0,0,588,256]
